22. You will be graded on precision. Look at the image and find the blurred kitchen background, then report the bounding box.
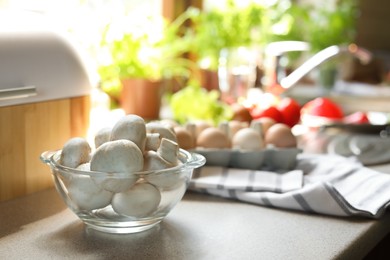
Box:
[1,0,390,201]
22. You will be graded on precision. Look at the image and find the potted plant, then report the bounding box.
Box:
[98,13,194,119]
[185,2,264,90]
[301,0,359,90]
[185,1,306,91]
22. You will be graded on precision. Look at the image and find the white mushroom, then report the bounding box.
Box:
[146,122,177,143]
[90,139,143,192]
[143,151,183,189]
[145,133,161,151]
[143,139,181,188]
[94,127,111,149]
[60,137,91,168]
[67,175,113,211]
[232,128,264,150]
[143,138,179,169]
[110,114,147,152]
[111,182,161,217]
[76,162,90,171]
[158,119,179,129]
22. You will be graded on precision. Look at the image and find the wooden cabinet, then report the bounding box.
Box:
[0,96,90,202]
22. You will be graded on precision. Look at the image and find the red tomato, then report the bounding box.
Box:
[250,106,284,123]
[301,97,343,119]
[343,111,370,124]
[277,97,301,127]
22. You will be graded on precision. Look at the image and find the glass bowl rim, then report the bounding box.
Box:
[41,148,205,178]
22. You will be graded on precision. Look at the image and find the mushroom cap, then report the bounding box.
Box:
[110,114,147,152]
[94,127,112,149]
[265,123,297,148]
[90,139,144,173]
[196,127,230,149]
[158,119,179,129]
[232,128,264,150]
[112,182,161,217]
[68,175,113,211]
[60,137,91,168]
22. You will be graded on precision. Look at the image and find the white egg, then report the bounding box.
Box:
[232,128,264,150]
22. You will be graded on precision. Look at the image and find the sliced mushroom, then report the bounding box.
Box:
[143,150,173,171]
[157,138,179,165]
[143,152,183,189]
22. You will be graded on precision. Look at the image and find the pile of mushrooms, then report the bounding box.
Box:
[59,114,182,217]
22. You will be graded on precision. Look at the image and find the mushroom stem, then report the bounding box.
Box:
[157,138,179,165]
[145,133,161,151]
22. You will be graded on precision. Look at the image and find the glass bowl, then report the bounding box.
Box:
[41,149,205,234]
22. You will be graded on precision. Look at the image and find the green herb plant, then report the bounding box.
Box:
[169,80,233,125]
[97,12,195,99]
[303,0,358,53]
[186,0,306,71]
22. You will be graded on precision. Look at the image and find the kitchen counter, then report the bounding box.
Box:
[0,176,389,259]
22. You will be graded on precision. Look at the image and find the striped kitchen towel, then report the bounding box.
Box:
[189,153,390,218]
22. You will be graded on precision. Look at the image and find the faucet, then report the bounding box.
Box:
[264,41,373,92]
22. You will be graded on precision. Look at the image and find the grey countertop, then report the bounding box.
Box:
[0,185,389,260]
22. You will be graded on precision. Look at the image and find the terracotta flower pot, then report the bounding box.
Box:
[120,78,162,120]
[200,68,219,91]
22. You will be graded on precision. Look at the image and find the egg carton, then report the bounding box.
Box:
[191,147,302,171]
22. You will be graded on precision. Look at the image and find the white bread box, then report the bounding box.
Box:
[0,10,93,201]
